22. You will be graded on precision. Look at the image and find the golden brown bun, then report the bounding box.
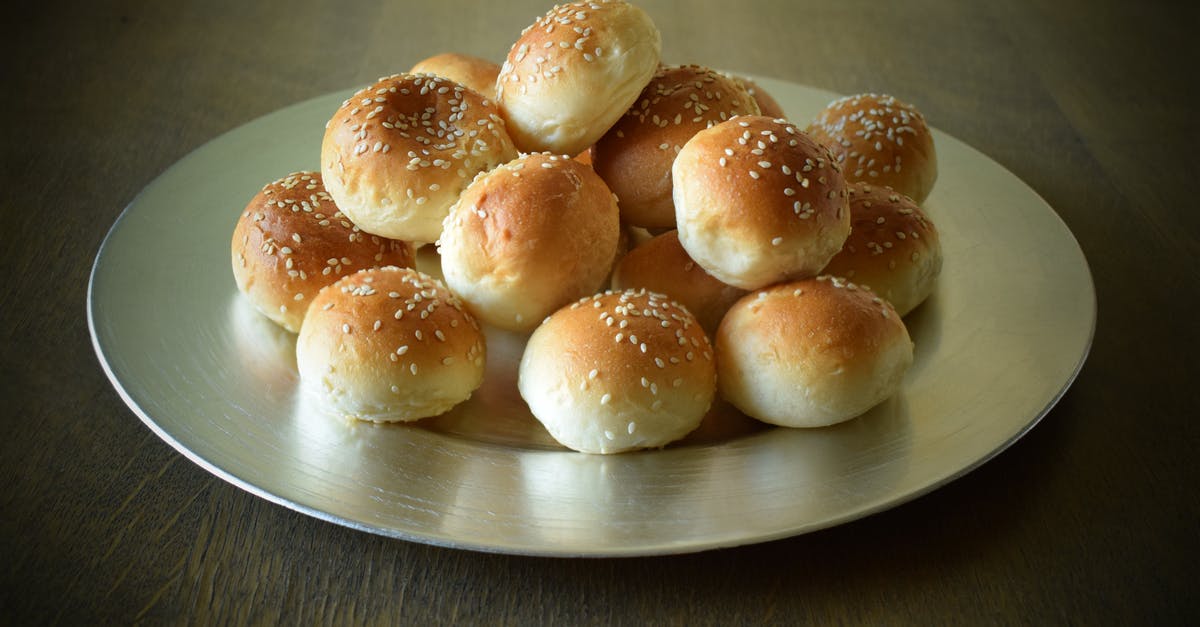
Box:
[716,276,913,427]
[806,93,937,203]
[296,266,486,422]
[518,289,716,453]
[672,115,850,289]
[231,171,416,333]
[822,183,942,316]
[731,75,786,119]
[321,73,518,243]
[592,65,760,229]
[409,52,502,100]
[438,153,620,332]
[496,0,662,156]
[611,230,747,334]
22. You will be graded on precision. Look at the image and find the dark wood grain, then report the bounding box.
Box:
[2,0,1197,624]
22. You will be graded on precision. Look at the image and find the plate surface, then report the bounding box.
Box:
[89,78,1095,556]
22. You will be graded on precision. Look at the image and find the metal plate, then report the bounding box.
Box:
[88,77,1095,556]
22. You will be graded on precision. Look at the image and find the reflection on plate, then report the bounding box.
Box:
[88,77,1095,556]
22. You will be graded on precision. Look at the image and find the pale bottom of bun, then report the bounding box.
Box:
[299,369,475,423]
[720,337,912,428]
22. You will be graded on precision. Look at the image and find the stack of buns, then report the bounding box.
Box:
[229,0,943,453]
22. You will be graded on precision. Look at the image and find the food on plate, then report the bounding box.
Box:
[518,289,716,453]
[321,73,518,244]
[296,266,486,422]
[716,276,913,428]
[610,229,747,334]
[732,75,786,119]
[409,52,502,100]
[592,64,760,229]
[822,182,942,316]
[806,92,937,204]
[231,171,416,333]
[495,0,662,156]
[439,152,621,332]
[672,115,850,290]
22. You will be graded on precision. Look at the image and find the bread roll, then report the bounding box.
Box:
[732,75,785,119]
[822,183,942,316]
[409,52,502,100]
[592,65,760,229]
[321,73,518,243]
[496,0,662,156]
[231,171,416,333]
[716,276,913,428]
[518,289,716,454]
[439,153,620,332]
[806,93,937,204]
[610,230,747,334]
[296,266,486,422]
[673,115,850,289]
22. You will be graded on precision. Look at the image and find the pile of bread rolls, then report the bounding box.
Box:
[230,0,943,454]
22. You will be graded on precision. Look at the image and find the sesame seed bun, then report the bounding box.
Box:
[409,52,502,100]
[321,73,518,244]
[716,276,913,428]
[731,75,786,119]
[496,0,662,156]
[231,171,416,333]
[610,230,747,334]
[296,266,486,422]
[518,289,716,454]
[806,93,938,204]
[672,115,850,290]
[592,65,760,229]
[822,183,943,316]
[438,153,621,332]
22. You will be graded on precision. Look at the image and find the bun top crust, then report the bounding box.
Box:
[731,75,786,119]
[321,73,518,243]
[806,93,937,203]
[592,64,760,228]
[439,152,620,331]
[410,53,502,100]
[496,0,662,156]
[822,182,942,315]
[610,230,747,334]
[231,171,415,333]
[672,115,850,289]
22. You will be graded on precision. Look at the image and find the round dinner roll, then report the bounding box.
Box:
[732,75,786,119]
[822,183,942,316]
[495,0,662,156]
[592,65,760,229]
[611,230,747,334]
[439,153,620,332]
[673,115,850,290]
[716,276,913,428]
[806,92,938,204]
[410,52,502,100]
[231,171,416,333]
[321,73,518,243]
[296,266,486,422]
[518,289,716,454]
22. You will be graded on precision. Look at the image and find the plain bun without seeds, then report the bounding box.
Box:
[321,73,518,244]
[672,115,850,290]
[822,182,942,316]
[592,64,760,229]
[296,266,486,422]
[716,276,913,428]
[518,289,716,454]
[439,152,620,333]
[496,0,662,156]
[409,53,502,100]
[231,171,416,333]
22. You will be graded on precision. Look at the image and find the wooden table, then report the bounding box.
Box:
[3,0,1196,623]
